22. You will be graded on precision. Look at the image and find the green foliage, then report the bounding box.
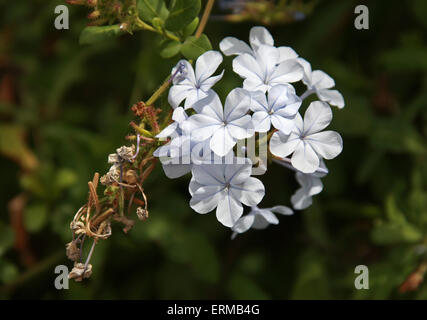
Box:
[160,40,182,58]
[138,0,170,23]
[165,0,201,32]
[180,34,212,59]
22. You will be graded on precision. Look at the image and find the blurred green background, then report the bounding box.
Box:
[1,0,427,299]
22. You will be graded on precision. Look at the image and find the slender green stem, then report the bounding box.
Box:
[145,75,172,106]
[135,18,180,42]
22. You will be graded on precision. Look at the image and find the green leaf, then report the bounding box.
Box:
[79,25,123,45]
[138,0,169,23]
[24,203,48,233]
[180,34,212,60]
[165,0,201,32]
[182,17,199,37]
[160,40,182,58]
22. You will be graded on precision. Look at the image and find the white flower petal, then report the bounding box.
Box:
[270,205,294,215]
[172,106,188,124]
[172,60,195,85]
[249,90,268,112]
[249,26,274,50]
[168,85,194,109]
[254,45,280,76]
[269,131,301,158]
[311,70,335,89]
[270,59,303,84]
[291,188,312,210]
[252,111,271,132]
[227,115,254,139]
[225,160,252,185]
[291,141,320,173]
[199,70,224,92]
[232,214,256,233]
[216,191,243,227]
[156,122,178,138]
[210,126,236,157]
[192,164,225,185]
[189,177,203,196]
[307,130,343,160]
[297,57,312,86]
[162,163,191,179]
[252,210,278,229]
[186,114,222,141]
[271,114,295,134]
[278,46,298,62]
[190,185,224,214]
[192,91,223,119]
[317,89,345,109]
[183,88,208,109]
[303,101,332,135]
[233,53,264,85]
[220,36,252,56]
[224,88,250,121]
[195,51,223,84]
[231,177,265,207]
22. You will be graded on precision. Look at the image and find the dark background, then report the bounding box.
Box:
[0,0,426,299]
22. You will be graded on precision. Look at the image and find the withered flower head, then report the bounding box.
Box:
[137,206,149,221]
[69,262,92,282]
[66,241,80,261]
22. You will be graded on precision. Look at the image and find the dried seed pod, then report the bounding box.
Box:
[69,262,92,281]
[116,145,135,162]
[124,169,138,184]
[66,241,80,261]
[137,207,149,221]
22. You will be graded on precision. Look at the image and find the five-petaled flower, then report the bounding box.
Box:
[250,84,301,134]
[270,101,343,173]
[168,51,224,109]
[189,159,265,227]
[231,205,293,239]
[298,58,345,108]
[185,89,254,157]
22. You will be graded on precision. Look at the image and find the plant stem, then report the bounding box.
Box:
[195,0,215,38]
[135,18,180,42]
[145,75,172,106]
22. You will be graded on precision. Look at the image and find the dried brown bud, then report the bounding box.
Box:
[69,262,92,281]
[137,207,149,221]
[108,153,120,164]
[116,145,135,162]
[100,164,120,185]
[124,169,138,184]
[66,241,80,261]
